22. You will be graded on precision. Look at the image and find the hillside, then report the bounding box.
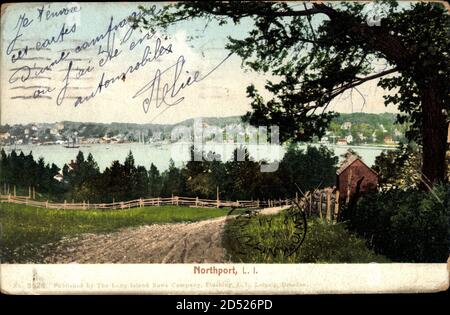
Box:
[0,113,405,145]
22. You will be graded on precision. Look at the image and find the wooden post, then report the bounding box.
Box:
[46,200,48,208]
[295,192,299,204]
[64,200,67,210]
[8,194,11,202]
[140,198,143,208]
[158,197,161,206]
[196,197,199,207]
[326,190,331,223]
[318,191,323,219]
[28,186,31,198]
[216,186,220,208]
[257,199,260,207]
[176,196,179,206]
[13,185,16,197]
[309,193,312,216]
[309,195,323,220]
[83,200,86,210]
[3,183,5,195]
[334,190,340,223]
[33,186,36,199]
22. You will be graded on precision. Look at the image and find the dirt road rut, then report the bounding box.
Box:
[44,217,229,264]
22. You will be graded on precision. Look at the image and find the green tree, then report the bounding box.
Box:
[161,159,185,197]
[135,165,149,198]
[373,143,422,189]
[133,1,450,187]
[279,145,338,193]
[148,163,162,197]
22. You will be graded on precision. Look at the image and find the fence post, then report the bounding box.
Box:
[172,194,174,205]
[46,200,48,209]
[196,197,199,207]
[295,192,299,204]
[318,191,323,220]
[13,185,16,197]
[326,190,331,223]
[33,186,36,199]
[64,200,66,210]
[158,197,161,206]
[140,198,143,208]
[216,187,220,208]
[309,193,312,216]
[28,186,31,198]
[83,200,86,210]
[8,194,11,202]
[334,190,340,223]
[257,199,260,208]
[176,196,179,206]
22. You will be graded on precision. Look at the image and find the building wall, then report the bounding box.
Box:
[337,160,378,201]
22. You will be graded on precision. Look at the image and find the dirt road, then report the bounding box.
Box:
[43,206,290,264]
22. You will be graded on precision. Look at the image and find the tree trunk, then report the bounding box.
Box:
[420,86,448,188]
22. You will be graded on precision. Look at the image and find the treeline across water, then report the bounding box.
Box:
[0,145,338,203]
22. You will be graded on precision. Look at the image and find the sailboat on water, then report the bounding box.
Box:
[64,136,80,148]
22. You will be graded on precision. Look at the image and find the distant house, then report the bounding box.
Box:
[346,134,353,144]
[384,135,397,145]
[341,122,352,130]
[320,136,329,145]
[336,156,378,202]
[337,138,348,145]
[53,173,64,182]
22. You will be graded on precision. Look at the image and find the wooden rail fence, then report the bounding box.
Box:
[0,188,340,222]
[0,194,287,210]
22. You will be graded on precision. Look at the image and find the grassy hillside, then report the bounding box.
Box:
[0,203,230,263]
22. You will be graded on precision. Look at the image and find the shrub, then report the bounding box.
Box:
[347,184,450,262]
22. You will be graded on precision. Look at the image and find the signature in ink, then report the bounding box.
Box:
[133,52,233,114]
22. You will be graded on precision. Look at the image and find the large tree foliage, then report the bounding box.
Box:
[132,1,450,187]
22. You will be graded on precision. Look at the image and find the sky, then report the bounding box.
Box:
[0,2,400,126]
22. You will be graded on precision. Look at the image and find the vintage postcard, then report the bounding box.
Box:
[0,1,449,295]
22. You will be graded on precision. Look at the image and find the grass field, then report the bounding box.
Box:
[0,203,231,263]
[223,211,389,263]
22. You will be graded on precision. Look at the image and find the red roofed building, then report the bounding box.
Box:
[336,156,378,202]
